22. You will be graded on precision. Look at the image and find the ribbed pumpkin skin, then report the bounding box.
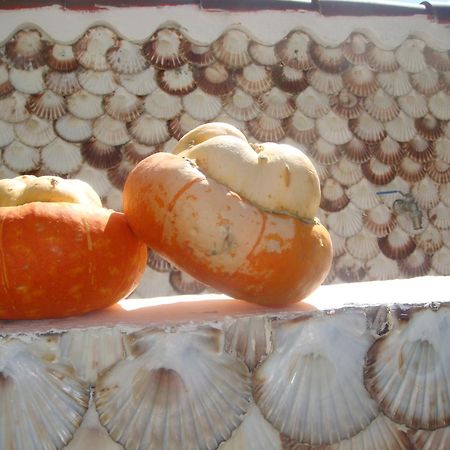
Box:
[123,152,332,306]
[0,203,147,319]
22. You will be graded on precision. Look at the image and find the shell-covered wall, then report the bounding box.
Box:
[1,24,450,297]
[1,298,449,450]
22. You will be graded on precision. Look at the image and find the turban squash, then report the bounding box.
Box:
[123,123,332,306]
[0,175,147,319]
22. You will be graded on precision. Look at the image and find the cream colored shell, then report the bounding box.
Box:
[0,175,102,208]
[175,123,321,220]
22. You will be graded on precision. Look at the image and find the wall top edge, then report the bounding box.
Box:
[0,5,449,50]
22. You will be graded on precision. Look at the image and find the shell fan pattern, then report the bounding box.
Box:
[1,25,450,295]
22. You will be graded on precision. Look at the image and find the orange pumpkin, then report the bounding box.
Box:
[0,175,148,319]
[123,123,332,306]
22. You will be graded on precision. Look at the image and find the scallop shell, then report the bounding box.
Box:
[346,229,380,260]
[283,111,316,145]
[118,67,157,96]
[0,64,13,98]
[330,157,363,186]
[411,176,440,209]
[378,70,412,97]
[363,203,397,237]
[428,91,450,121]
[248,42,279,66]
[410,67,440,96]
[329,90,364,119]
[180,40,215,66]
[93,115,130,147]
[378,225,416,260]
[223,88,260,121]
[41,138,83,175]
[212,29,251,68]
[341,137,374,163]
[397,156,426,183]
[415,224,443,255]
[374,135,405,165]
[143,28,185,69]
[15,115,56,147]
[434,138,450,164]
[338,253,368,282]
[123,140,161,164]
[385,112,417,142]
[144,88,182,120]
[104,87,142,122]
[439,182,450,207]
[426,158,450,184]
[274,31,312,70]
[424,46,450,71]
[158,64,196,96]
[395,38,427,73]
[26,90,66,121]
[366,252,400,280]
[193,62,233,96]
[81,138,122,169]
[66,89,103,120]
[3,141,40,172]
[330,230,346,258]
[311,138,341,165]
[259,87,295,119]
[46,44,78,72]
[320,178,349,212]
[271,65,308,94]
[147,248,173,272]
[403,137,434,165]
[45,70,81,96]
[440,71,450,95]
[0,337,89,449]
[223,316,272,372]
[73,164,112,198]
[309,42,349,74]
[78,69,117,96]
[247,114,285,142]
[343,65,379,97]
[0,120,15,147]
[5,29,46,70]
[445,121,450,140]
[346,178,380,210]
[182,88,222,121]
[397,89,428,119]
[296,87,330,119]
[9,67,46,95]
[106,39,147,74]
[55,114,93,143]
[254,312,378,446]
[219,403,282,450]
[128,114,170,145]
[365,307,450,429]
[106,156,136,188]
[0,91,30,123]
[361,158,396,185]
[398,247,431,277]
[364,89,400,122]
[349,113,386,143]
[95,328,252,450]
[235,64,273,96]
[415,114,443,141]
[307,69,343,95]
[341,33,369,65]
[168,112,202,141]
[75,27,116,71]
[366,44,399,72]
[317,111,352,145]
[431,246,450,275]
[410,427,450,450]
[327,204,363,237]
[429,201,450,230]
[307,157,329,183]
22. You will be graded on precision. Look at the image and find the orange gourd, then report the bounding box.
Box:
[123,123,332,306]
[0,175,147,319]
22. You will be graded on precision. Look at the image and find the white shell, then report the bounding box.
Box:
[144,88,182,120]
[317,112,352,145]
[378,70,412,97]
[159,64,196,96]
[104,87,143,122]
[3,141,40,172]
[410,68,440,96]
[341,137,373,164]
[67,90,104,120]
[5,29,46,70]
[81,138,122,170]
[428,92,450,121]
[45,70,81,96]
[15,115,56,147]
[330,230,347,257]
[72,164,112,197]
[330,157,363,186]
[168,112,202,141]
[92,115,130,146]
[346,178,380,210]
[78,70,117,96]
[123,140,160,164]
[295,87,330,119]
[249,42,279,66]
[363,203,397,237]
[429,201,450,230]
[0,120,15,147]
[385,112,417,142]
[0,337,89,450]
[128,114,170,145]
[330,90,364,120]
[41,138,83,175]
[75,26,116,71]
[342,65,379,97]
[410,427,450,450]
[395,38,427,73]
[364,88,400,123]
[378,225,416,260]
[397,90,428,119]
[275,31,311,70]
[47,44,78,72]
[107,39,147,74]
[349,112,385,143]
[412,176,440,209]
[434,139,450,164]
[0,91,30,123]
[346,229,380,260]
[374,136,404,165]
[341,33,369,65]
[143,28,184,69]
[311,138,341,166]
[365,308,450,429]
[55,114,93,142]
[398,247,431,277]
[212,29,251,68]
[285,111,317,145]
[224,89,260,121]
[259,87,295,119]
[327,203,364,237]
[272,65,308,94]
[334,252,366,281]
[307,69,343,95]
[247,113,285,142]
[439,182,450,207]
[182,88,222,121]
[0,64,12,97]
[309,43,348,74]
[415,224,444,255]
[366,45,399,72]
[95,328,252,450]
[118,67,157,96]
[27,90,66,121]
[362,158,396,186]
[235,64,273,96]
[254,312,378,446]
[366,252,400,280]
[103,187,124,212]
[431,246,450,275]
[9,67,45,94]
